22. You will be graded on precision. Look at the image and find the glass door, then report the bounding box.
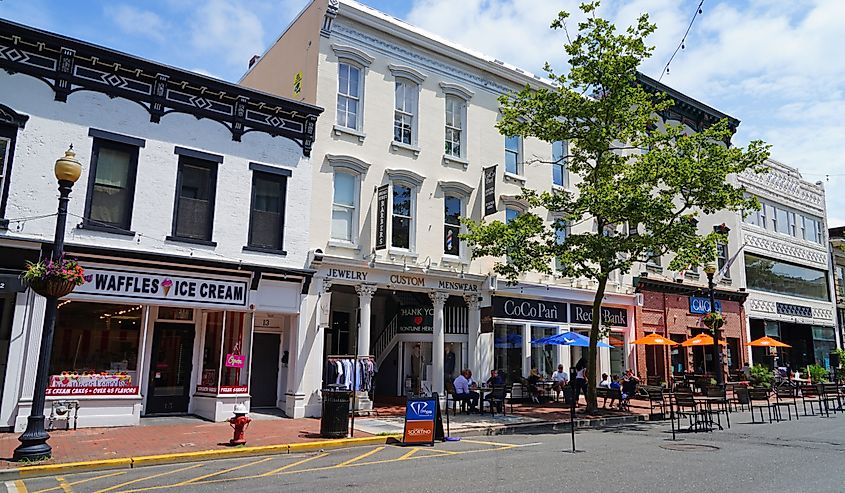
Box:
[146,322,195,414]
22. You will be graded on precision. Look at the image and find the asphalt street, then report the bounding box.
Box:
[10,409,845,493]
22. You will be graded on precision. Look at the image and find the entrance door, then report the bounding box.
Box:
[146,323,195,415]
[250,333,280,407]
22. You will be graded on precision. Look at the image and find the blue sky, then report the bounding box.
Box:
[3,0,844,226]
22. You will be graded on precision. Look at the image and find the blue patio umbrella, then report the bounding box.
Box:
[531,331,614,348]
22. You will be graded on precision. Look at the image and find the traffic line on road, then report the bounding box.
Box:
[54,478,72,493]
[397,448,420,460]
[5,481,27,493]
[34,472,126,493]
[334,447,384,467]
[458,439,517,448]
[259,452,329,477]
[91,463,204,493]
[171,457,273,486]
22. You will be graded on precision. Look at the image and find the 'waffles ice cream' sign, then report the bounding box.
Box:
[73,267,248,308]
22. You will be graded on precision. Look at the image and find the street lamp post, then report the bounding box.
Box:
[703,262,725,387]
[14,147,82,461]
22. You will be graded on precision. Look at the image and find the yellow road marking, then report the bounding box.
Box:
[54,478,72,493]
[15,480,29,493]
[334,446,384,467]
[102,443,513,493]
[92,463,203,493]
[173,457,273,486]
[397,448,419,460]
[34,472,125,493]
[259,453,329,477]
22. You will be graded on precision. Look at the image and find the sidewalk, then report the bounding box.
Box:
[0,399,651,470]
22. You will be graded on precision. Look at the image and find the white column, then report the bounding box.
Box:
[355,283,377,357]
[430,291,449,397]
[522,323,531,378]
[464,294,480,377]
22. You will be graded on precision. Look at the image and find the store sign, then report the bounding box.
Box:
[74,268,248,307]
[483,166,497,216]
[0,274,24,293]
[225,353,245,368]
[776,302,813,318]
[46,386,139,396]
[480,306,494,333]
[569,304,628,327]
[326,268,369,281]
[436,280,479,293]
[689,297,722,314]
[375,185,389,250]
[491,296,567,323]
[195,385,249,394]
[397,305,433,333]
[403,396,438,445]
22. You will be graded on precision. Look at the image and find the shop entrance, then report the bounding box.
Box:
[0,295,15,407]
[147,323,195,414]
[402,342,432,396]
[250,333,280,407]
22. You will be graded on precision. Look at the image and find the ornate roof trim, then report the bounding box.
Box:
[387,64,426,85]
[0,19,322,156]
[636,72,740,134]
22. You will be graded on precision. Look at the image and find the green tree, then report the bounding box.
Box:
[462,2,769,412]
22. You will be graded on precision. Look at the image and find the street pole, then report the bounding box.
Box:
[706,269,725,388]
[14,148,81,461]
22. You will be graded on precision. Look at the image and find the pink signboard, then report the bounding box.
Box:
[225,353,245,368]
[46,386,139,396]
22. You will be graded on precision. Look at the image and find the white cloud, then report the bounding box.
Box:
[187,0,267,70]
[105,5,167,43]
[405,0,845,226]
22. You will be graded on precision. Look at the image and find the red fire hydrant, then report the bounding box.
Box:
[228,403,251,446]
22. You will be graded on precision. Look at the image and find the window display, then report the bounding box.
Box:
[197,311,251,394]
[48,301,142,395]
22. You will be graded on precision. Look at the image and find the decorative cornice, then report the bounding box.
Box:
[0,102,28,127]
[326,153,371,175]
[439,81,474,101]
[0,19,321,156]
[500,194,528,212]
[739,165,824,212]
[330,43,374,67]
[385,168,425,187]
[636,72,739,133]
[747,297,834,324]
[744,231,828,268]
[633,276,748,302]
[388,64,426,84]
[438,180,474,197]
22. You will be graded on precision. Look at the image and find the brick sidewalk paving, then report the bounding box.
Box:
[0,398,650,468]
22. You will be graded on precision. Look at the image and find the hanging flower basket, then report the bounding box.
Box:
[21,256,86,299]
[702,311,725,330]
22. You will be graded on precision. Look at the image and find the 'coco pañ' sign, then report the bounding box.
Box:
[73,267,248,308]
[491,296,568,323]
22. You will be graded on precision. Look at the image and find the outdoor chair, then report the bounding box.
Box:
[748,388,776,423]
[447,390,469,415]
[799,384,828,417]
[643,386,667,418]
[672,392,707,432]
[597,387,623,409]
[484,384,507,416]
[732,386,750,412]
[772,385,800,421]
[703,386,731,429]
[506,383,526,412]
[819,384,841,415]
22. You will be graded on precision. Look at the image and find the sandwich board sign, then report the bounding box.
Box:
[402,394,444,445]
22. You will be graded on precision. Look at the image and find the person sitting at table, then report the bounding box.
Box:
[551,364,569,401]
[527,368,543,403]
[603,374,622,409]
[453,369,479,413]
[486,369,505,386]
[620,370,640,410]
[599,373,611,388]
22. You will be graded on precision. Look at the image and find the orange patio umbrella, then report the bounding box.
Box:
[746,336,791,348]
[632,333,678,346]
[681,334,727,347]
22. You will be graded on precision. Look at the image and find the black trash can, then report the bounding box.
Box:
[320,389,352,438]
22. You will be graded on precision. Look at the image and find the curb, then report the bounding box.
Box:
[447,414,649,437]
[0,435,401,481]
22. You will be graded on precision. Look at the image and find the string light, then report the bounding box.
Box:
[659,0,705,82]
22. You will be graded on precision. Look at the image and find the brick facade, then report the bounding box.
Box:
[635,280,748,384]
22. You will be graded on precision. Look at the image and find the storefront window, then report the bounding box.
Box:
[49,302,142,395]
[609,332,625,377]
[727,337,740,370]
[494,324,523,384]
[198,311,250,394]
[670,334,686,374]
[530,326,556,378]
[812,326,836,369]
[745,253,829,301]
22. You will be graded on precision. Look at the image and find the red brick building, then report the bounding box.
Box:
[634,277,749,385]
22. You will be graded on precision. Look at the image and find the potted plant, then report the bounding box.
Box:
[702,312,725,330]
[21,255,86,298]
[804,364,828,384]
[749,364,772,388]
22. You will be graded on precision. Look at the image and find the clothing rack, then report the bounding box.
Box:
[326,355,375,438]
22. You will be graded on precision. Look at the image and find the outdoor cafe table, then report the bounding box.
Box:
[693,395,726,431]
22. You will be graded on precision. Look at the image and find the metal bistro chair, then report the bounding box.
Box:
[644,386,667,418]
[673,392,708,432]
[772,385,800,421]
[799,384,828,417]
[703,385,731,429]
[748,388,776,423]
[819,383,841,415]
[484,384,508,416]
[732,386,751,412]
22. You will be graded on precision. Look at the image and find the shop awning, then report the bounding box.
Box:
[531,331,614,348]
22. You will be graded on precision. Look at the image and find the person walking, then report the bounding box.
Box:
[574,357,588,404]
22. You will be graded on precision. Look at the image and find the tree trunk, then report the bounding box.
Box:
[586,274,609,413]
